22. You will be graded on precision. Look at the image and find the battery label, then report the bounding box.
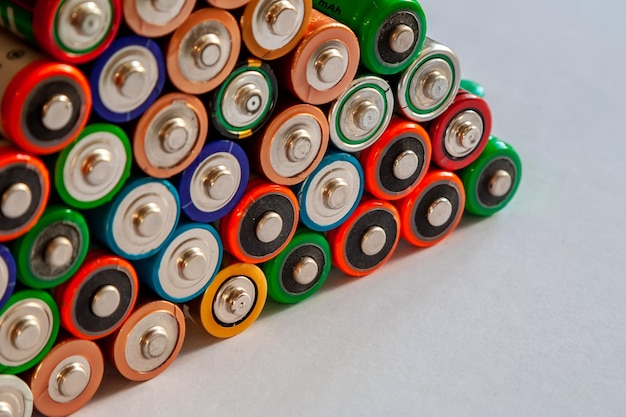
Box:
[0,0,35,42]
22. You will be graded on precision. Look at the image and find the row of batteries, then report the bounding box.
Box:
[0,0,523,415]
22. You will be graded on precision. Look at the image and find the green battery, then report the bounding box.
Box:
[459,136,522,217]
[0,0,35,41]
[12,205,89,289]
[262,228,332,304]
[54,123,131,209]
[0,289,60,374]
[313,0,426,75]
[460,79,486,98]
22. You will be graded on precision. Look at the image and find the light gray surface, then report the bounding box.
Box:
[76,1,626,416]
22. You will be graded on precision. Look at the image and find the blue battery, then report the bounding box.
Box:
[0,245,16,310]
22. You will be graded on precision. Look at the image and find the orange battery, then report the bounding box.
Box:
[206,0,249,8]
[123,0,197,37]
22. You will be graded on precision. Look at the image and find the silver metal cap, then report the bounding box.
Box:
[255,211,283,243]
[178,20,233,83]
[360,226,387,256]
[48,355,92,403]
[307,41,350,91]
[213,276,256,324]
[427,197,453,227]
[136,0,186,25]
[292,256,318,285]
[190,152,242,213]
[393,150,419,180]
[0,375,33,417]
[444,110,484,158]
[41,94,73,131]
[269,114,323,178]
[91,285,121,318]
[56,0,111,51]
[488,169,512,197]
[221,71,270,128]
[388,24,415,54]
[44,236,74,268]
[125,311,179,372]
[251,0,305,50]
[1,183,32,219]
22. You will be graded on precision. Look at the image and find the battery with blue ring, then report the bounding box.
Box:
[132,222,223,303]
[0,245,16,310]
[86,177,180,260]
[88,35,165,123]
[178,140,249,223]
[294,151,364,232]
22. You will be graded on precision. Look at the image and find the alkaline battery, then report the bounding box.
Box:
[0,143,49,242]
[166,8,241,95]
[240,0,312,60]
[53,250,139,340]
[396,37,460,122]
[88,35,165,123]
[359,117,431,200]
[326,74,393,152]
[178,140,249,222]
[395,169,465,247]
[248,99,329,185]
[133,92,207,178]
[186,262,267,338]
[458,136,522,217]
[262,228,331,304]
[0,0,121,63]
[0,244,16,310]
[428,89,492,171]
[133,222,223,303]
[26,337,103,417]
[295,151,363,232]
[219,178,299,264]
[0,289,59,374]
[11,206,89,290]
[459,79,485,99]
[313,0,426,75]
[327,198,400,277]
[54,123,131,209]
[206,0,248,9]
[0,375,33,417]
[104,300,185,382]
[0,31,91,155]
[87,177,180,260]
[124,0,196,37]
[275,9,359,105]
[209,58,278,139]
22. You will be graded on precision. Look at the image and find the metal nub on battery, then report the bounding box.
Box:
[124,0,196,37]
[0,245,16,311]
[327,75,393,152]
[134,93,208,178]
[0,375,33,417]
[396,37,461,122]
[89,35,165,122]
[167,8,241,94]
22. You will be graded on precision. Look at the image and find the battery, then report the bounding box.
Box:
[262,228,331,304]
[53,250,139,340]
[166,8,241,95]
[395,37,460,122]
[327,197,400,277]
[178,140,249,222]
[0,0,121,63]
[0,289,59,374]
[133,222,223,303]
[26,337,103,417]
[313,0,426,75]
[87,177,180,260]
[358,117,431,200]
[0,31,91,155]
[185,262,267,338]
[209,58,278,139]
[133,92,208,178]
[0,142,49,242]
[459,79,485,98]
[53,123,131,209]
[275,9,359,105]
[206,0,248,9]
[458,136,522,216]
[0,375,33,417]
[327,74,393,152]
[11,205,89,290]
[295,151,363,232]
[248,99,329,185]
[124,0,196,37]
[89,35,165,123]
[104,300,185,381]
[0,244,16,310]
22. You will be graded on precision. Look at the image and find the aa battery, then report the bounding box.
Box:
[0,244,16,310]
[0,374,33,417]
[0,31,91,155]
[124,0,196,37]
[206,0,248,9]
[166,8,241,95]
[0,0,121,63]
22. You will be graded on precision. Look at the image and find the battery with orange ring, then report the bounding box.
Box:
[247,98,329,186]
[166,8,241,95]
[124,0,196,37]
[428,89,492,171]
[206,0,248,8]
[219,178,299,264]
[394,169,465,248]
[359,117,431,201]
[133,92,208,178]
[0,31,91,155]
[53,250,139,340]
[0,142,49,243]
[185,262,267,338]
[0,244,16,310]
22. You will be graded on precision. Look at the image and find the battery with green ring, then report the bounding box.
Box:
[458,136,522,217]
[262,228,332,304]
[12,205,89,289]
[460,79,486,98]
[53,123,131,209]
[313,0,426,75]
[0,0,35,42]
[0,289,60,374]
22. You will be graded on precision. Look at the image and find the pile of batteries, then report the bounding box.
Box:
[0,0,522,415]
